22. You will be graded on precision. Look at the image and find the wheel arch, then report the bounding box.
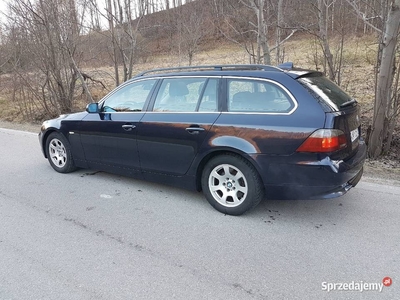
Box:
[41,128,62,158]
[194,148,264,192]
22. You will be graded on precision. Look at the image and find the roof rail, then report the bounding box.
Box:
[136,64,283,77]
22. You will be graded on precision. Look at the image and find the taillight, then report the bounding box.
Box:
[296,129,347,153]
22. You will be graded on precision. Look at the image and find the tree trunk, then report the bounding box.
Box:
[275,0,283,64]
[259,0,271,64]
[368,0,400,158]
[249,0,271,64]
[107,0,120,86]
[384,57,400,153]
[317,0,335,81]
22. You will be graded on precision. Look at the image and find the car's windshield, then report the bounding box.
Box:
[298,76,353,111]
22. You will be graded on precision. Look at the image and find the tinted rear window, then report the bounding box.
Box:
[298,76,352,111]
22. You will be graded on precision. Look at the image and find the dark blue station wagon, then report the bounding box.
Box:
[39,64,366,215]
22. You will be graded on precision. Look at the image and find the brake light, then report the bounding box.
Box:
[296,129,347,153]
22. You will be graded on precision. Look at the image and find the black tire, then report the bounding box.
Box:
[201,154,264,215]
[45,132,77,173]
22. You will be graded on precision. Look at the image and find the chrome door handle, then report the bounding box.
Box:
[122,124,136,131]
[186,127,205,134]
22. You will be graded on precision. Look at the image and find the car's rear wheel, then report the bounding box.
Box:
[46,132,77,173]
[201,154,264,215]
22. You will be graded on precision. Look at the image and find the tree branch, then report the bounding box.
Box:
[345,0,383,34]
[270,29,298,52]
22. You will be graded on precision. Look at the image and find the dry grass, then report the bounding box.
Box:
[0,35,388,122]
[79,35,379,110]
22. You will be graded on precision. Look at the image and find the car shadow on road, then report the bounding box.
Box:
[73,168,357,227]
[246,195,356,230]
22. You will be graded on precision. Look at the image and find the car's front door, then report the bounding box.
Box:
[137,77,220,175]
[79,79,157,174]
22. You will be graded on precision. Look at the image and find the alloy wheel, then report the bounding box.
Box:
[48,138,67,169]
[208,163,248,207]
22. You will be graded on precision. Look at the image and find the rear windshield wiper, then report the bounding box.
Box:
[340,99,357,108]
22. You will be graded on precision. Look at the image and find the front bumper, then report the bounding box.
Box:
[38,131,46,158]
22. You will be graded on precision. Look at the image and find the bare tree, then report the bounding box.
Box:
[212,1,259,63]
[346,0,400,157]
[275,0,284,64]
[317,0,336,81]
[101,0,148,85]
[367,0,400,158]
[5,0,95,115]
[174,1,209,65]
[244,0,271,64]
[212,0,296,65]
[106,0,121,85]
[292,0,350,84]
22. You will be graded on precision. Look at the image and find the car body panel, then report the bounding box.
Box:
[39,112,87,166]
[39,65,367,202]
[78,112,143,173]
[137,112,220,175]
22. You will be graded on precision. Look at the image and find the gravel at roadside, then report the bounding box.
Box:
[0,120,41,133]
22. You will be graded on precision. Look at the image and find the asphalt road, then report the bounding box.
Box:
[0,127,399,300]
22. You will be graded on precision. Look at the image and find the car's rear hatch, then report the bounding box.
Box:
[297,74,361,160]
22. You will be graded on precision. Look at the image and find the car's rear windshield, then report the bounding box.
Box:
[298,75,353,111]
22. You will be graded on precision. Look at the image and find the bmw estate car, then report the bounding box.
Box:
[39,63,366,215]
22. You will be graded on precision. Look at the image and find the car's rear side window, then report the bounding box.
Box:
[298,76,352,111]
[152,77,219,112]
[227,79,294,113]
[153,78,208,112]
[198,79,218,112]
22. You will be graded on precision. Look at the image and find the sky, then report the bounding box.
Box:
[0,0,161,25]
[0,0,9,23]
[0,0,180,27]
[0,0,7,11]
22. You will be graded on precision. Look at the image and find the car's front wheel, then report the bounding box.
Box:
[201,154,264,215]
[45,132,77,173]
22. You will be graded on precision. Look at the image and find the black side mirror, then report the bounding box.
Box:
[86,103,99,113]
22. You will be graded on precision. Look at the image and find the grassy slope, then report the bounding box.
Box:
[0,35,379,119]
[92,35,379,109]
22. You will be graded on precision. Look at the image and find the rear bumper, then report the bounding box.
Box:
[307,165,363,199]
[255,139,367,199]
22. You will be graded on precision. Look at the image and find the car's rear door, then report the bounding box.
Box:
[137,77,220,175]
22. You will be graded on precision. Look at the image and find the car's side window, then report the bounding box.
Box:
[198,79,218,112]
[228,79,293,113]
[153,78,207,112]
[101,79,156,112]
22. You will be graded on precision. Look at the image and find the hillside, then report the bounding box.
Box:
[0,0,399,163]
